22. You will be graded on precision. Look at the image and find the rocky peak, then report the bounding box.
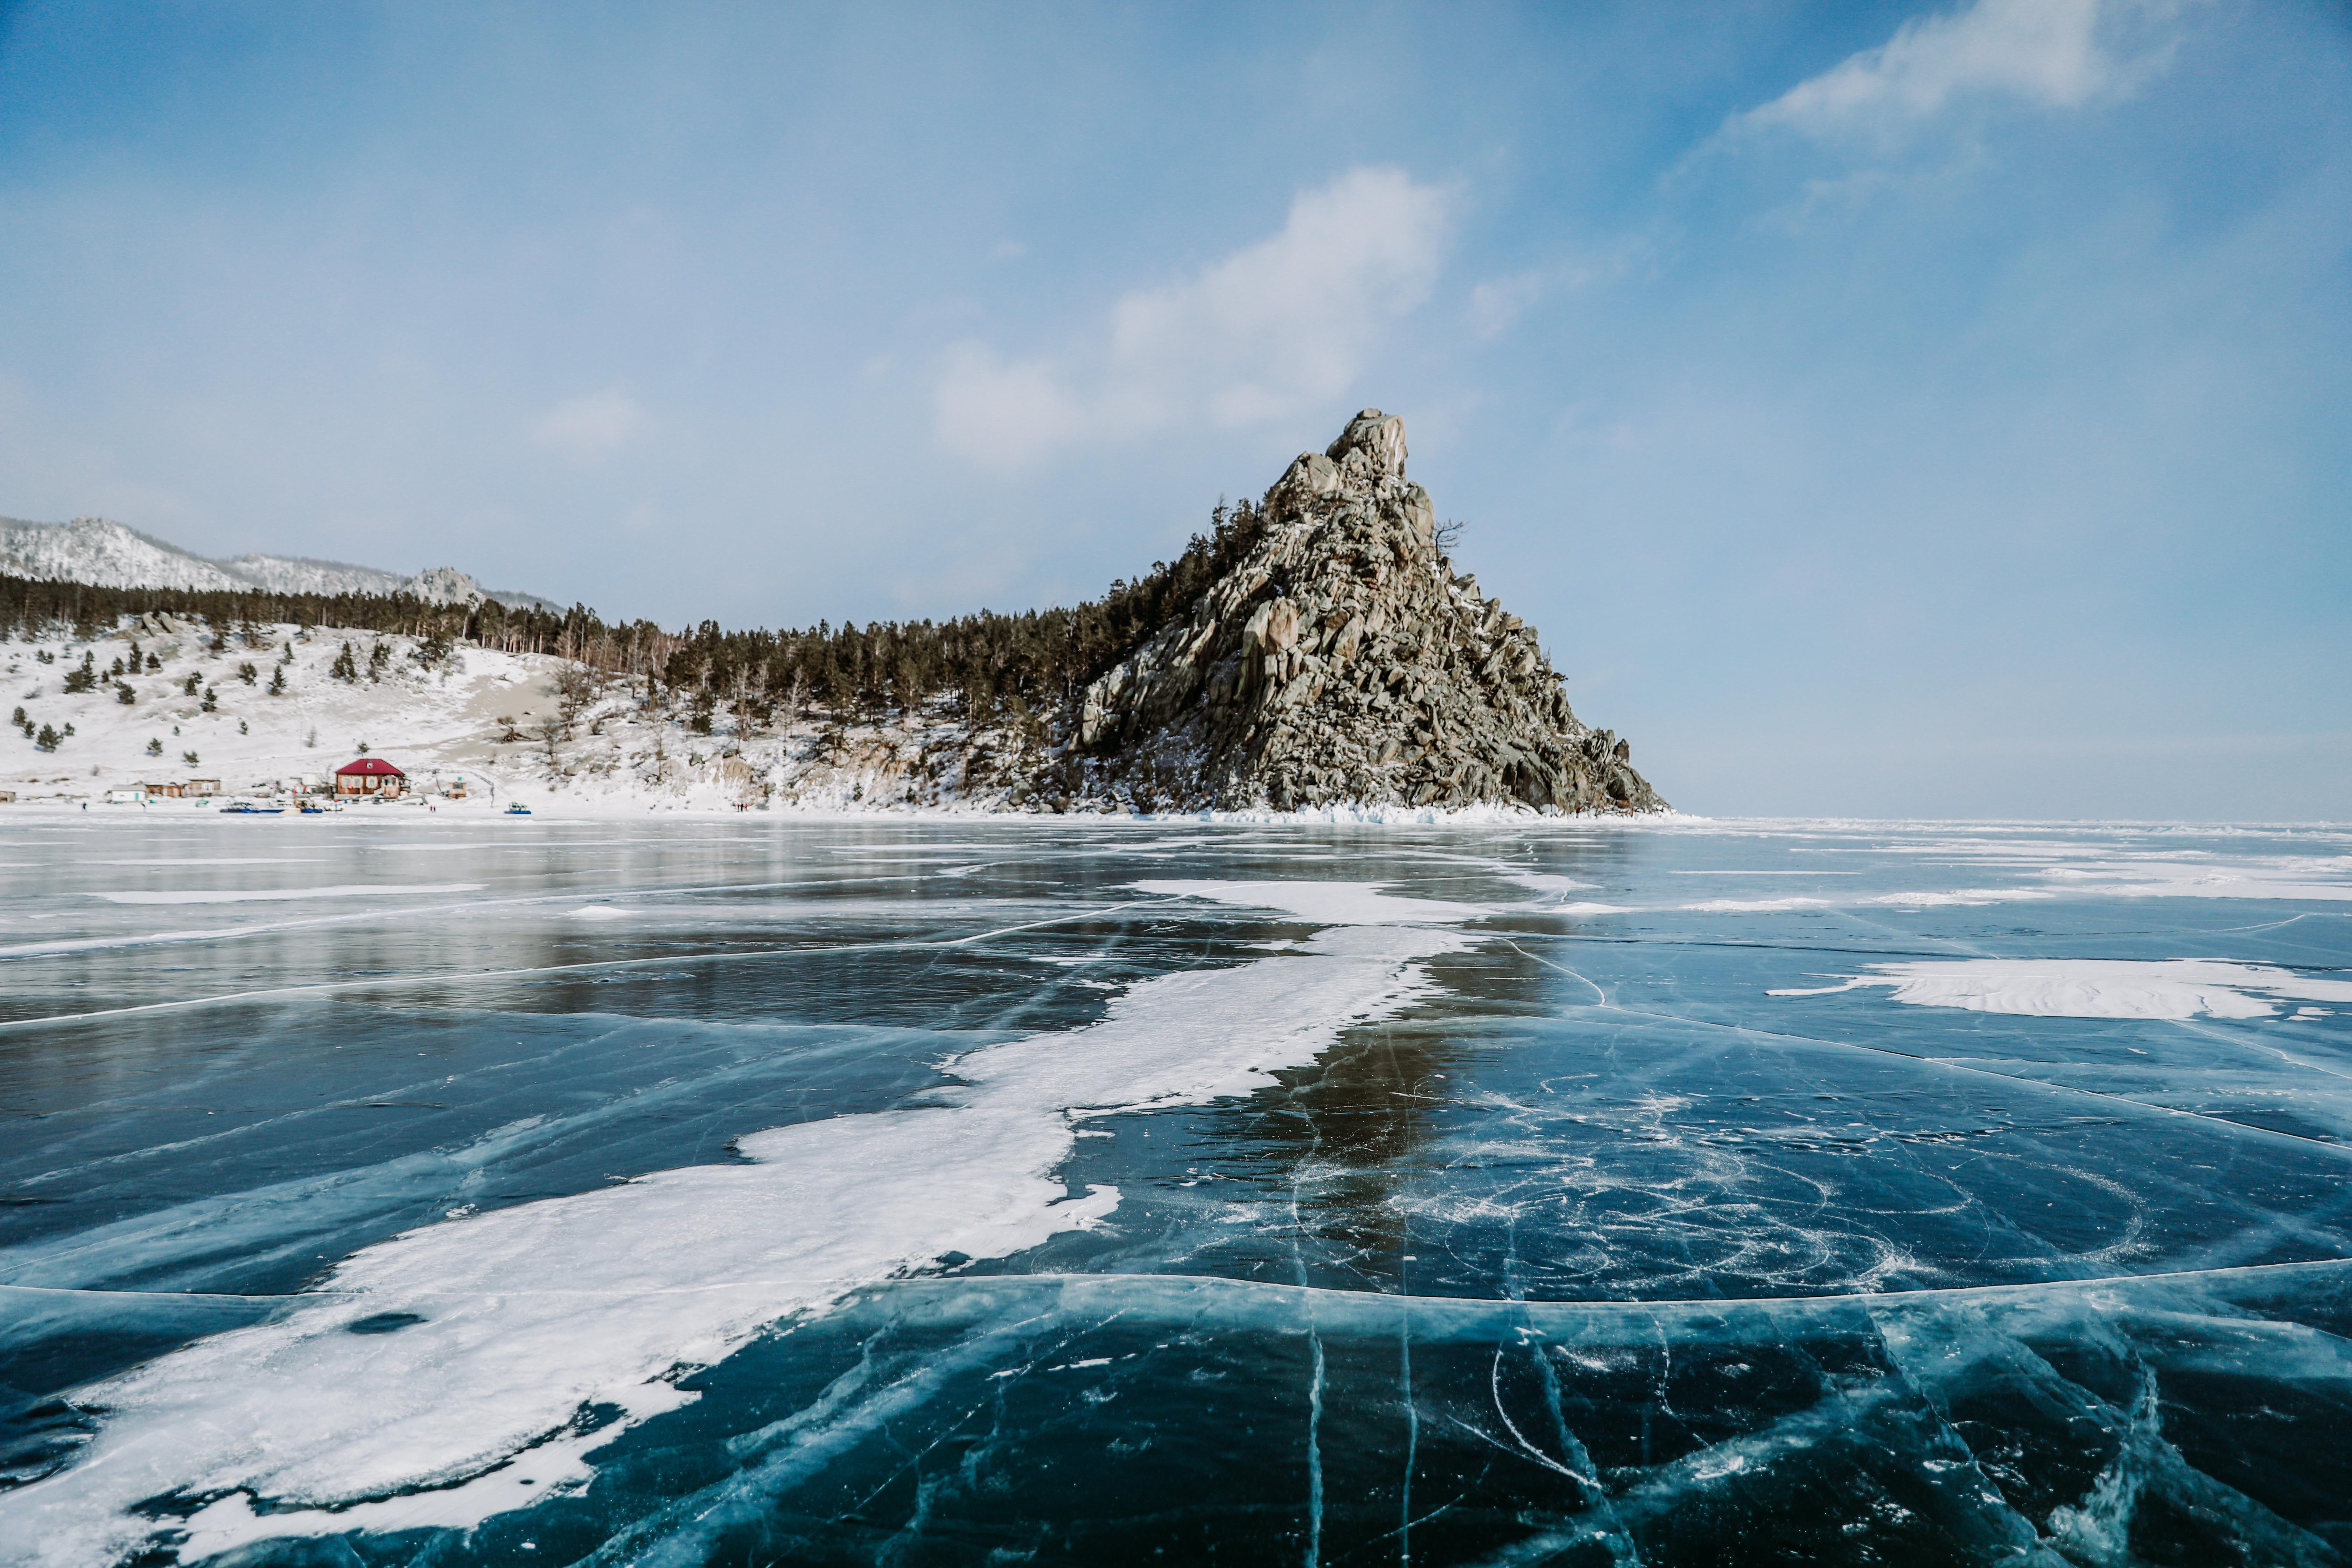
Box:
[1326,407,1410,483]
[405,566,488,607]
[1071,409,1665,814]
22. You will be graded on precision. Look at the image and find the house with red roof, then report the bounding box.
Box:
[335,756,406,798]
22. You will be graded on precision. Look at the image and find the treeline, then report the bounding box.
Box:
[0,499,1267,728]
[0,573,618,660]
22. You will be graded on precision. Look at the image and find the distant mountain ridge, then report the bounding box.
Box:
[0,515,553,610]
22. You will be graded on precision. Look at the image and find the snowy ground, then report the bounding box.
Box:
[4,617,1635,824]
[1,619,1063,818]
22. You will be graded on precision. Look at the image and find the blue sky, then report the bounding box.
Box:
[2,1,2346,818]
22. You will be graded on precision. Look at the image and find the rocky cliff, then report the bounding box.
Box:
[1066,410,1665,813]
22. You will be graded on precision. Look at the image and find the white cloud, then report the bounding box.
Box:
[533,386,645,460]
[1467,271,1547,340]
[933,166,1452,468]
[933,346,1087,468]
[1733,0,2135,140]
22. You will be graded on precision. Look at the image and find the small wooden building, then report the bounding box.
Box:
[335,757,406,797]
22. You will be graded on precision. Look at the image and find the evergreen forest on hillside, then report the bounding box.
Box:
[0,501,1270,734]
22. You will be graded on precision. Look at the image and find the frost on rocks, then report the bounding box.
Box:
[1071,410,1666,814]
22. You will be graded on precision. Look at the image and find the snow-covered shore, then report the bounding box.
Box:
[1,617,1043,818]
[2,616,1684,824]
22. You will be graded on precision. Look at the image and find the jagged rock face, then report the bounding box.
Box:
[1074,410,1666,813]
[405,566,488,607]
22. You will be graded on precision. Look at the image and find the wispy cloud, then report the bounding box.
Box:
[934,166,1452,468]
[1464,252,1629,341]
[1728,0,2165,143]
[533,387,645,461]
[1467,271,1547,340]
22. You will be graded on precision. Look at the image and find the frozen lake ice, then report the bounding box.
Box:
[1,814,2348,1564]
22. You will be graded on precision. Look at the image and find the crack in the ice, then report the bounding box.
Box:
[0,898,1158,1033]
[1573,1003,2352,1162]
[1484,1345,1596,1486]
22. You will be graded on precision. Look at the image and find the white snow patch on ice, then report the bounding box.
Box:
[1862,889,2053,908]
[1771,959,2352,1020]
[951,925,1467,1117]
[565,905,629,920]
[1498,872,1599,898]
[1872,842,2352,904]
[40,1109,1105,1562]
[93,884,483,904]
[0,892,1471,1566]
[2060,862,2352,902]
[1135,879,1488,924]
[1680,897,1833,913]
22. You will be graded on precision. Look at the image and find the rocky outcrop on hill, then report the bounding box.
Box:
[405,566,492,607]
[1068,410,1664,813]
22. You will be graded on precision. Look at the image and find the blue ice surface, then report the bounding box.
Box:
[0,814,2347,1564]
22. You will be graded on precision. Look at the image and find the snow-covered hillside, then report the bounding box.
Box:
[0,516,550,609]
[2,615,1060,817]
